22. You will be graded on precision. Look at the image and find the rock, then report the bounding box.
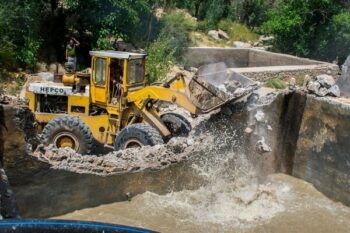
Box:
[259,36,274,43]
[36,62,48,72]
[48,63,66,73]
[328,85,340,97]
[256,137,272,154]
[37,72,54,82]
[218,29,229,40]
[233,41,252,48]
[224,80,241,93]
[245,127,253,134]
[208,30,221,40]
[252,47,267,51]
[316,74,335,88]
[289,78,296,90]
[307,81,321,94]
[254,111,265,122]
[316,87,329,97]
[337,54,350,97]
[189,67,198,73]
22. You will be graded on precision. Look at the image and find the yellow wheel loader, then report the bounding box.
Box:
[25,51,257,154]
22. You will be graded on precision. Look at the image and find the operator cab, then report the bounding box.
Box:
[89,51,147,106]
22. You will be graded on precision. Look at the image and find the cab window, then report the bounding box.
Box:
[95,58,106,85]
[127,59,144,85]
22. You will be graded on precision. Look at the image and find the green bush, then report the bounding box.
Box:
[17,38,40,71]
[326,12,350,63]
[160,11,197,61]
[265,79,287,89]
[218,20,259,42]
[146,36,175,83]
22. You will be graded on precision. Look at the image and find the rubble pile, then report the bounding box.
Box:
[306,74,340,97]
[33,133,209,176]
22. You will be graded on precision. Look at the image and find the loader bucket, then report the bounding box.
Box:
[188,63,258,113]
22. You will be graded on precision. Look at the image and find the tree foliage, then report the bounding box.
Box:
[0,0,41,70]
[0,0,349,71]
[262,0,350,63]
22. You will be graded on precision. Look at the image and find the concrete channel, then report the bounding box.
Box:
[1,48,349,221]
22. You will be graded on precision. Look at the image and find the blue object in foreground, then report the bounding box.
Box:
[0,219,157,233]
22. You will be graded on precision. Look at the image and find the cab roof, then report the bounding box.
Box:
[89,51,147,60]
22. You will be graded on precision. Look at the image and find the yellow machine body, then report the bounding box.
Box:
[25,51,201,147]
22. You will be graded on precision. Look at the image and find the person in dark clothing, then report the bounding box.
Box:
[65,37,80,72]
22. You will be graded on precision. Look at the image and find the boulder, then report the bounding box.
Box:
[328,85,340,97]
[208,30,221,40]
[233,41,252,48]
[48,63,66,74]
[307,81,321,94]
[316,74,335,88]
[316,87,329,97]
[259,36,274,43]
[218,29,229,40]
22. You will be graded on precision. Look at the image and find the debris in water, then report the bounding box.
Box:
[256,137,272,154]
[254,111,265,122]
[244,127,254,134]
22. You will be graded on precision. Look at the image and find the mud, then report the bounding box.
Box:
[33,136,204,176]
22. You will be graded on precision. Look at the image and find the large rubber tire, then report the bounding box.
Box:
[161,113,192,137]
[42,116,94,155]
[114,123,164,151]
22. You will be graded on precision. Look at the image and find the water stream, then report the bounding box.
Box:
[56,103,350,232]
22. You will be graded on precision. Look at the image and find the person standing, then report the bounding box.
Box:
[65,37,80,72]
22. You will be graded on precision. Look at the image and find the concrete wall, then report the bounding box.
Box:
[12,161,202,218]
[185,48,328,68]
[248,49,324,67]
[238,67,339,83]
[292,96,350,206]
[185,48,249,68]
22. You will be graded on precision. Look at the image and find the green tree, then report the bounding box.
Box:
[146,36,175,83]
[63,0,153,49]
[159,12,196,60]
[262,0,349,62]
[0,0,41,70]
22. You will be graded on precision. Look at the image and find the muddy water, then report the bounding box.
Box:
[56,99,350,232]
[57,170,350,232]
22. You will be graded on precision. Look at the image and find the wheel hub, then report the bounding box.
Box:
[123,139,143,149]
[53,132,80,151]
